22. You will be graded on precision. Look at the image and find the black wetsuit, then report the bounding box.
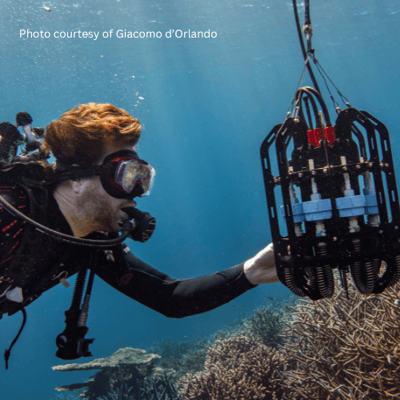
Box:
[0,184,256,319]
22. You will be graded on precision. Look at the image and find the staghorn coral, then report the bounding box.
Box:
[177,280,400,399]
[243,297,297,348]
[279,279,400,399]
[177,335,294,400]
[151,297,295,382]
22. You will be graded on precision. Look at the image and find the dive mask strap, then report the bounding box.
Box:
[55,161,106,182]
[54,149,140,182]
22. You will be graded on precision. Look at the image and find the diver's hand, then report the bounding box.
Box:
[244,243,279,285]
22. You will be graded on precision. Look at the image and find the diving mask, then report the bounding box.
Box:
[101,150,155,199]
[55,149,155,200]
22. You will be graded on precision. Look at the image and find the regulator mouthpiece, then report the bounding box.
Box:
[122,207,156,243]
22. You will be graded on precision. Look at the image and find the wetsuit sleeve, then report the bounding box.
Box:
[96,246,257,318]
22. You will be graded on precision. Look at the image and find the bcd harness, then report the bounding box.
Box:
[0,160,157,368]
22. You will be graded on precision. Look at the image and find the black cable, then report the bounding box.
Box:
[296,88,322,127]
[4,308,27,370]
[292,0,321,94]
[302,86,332,126]
[294,0,350,111]
[304,0,311,26]
[292,0,307,62]
[303,97,314,130]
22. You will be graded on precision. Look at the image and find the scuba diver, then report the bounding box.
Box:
[0,111,44,161]
[0,102,278,368]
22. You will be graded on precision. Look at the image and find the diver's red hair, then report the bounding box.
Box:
[43,103,141,166]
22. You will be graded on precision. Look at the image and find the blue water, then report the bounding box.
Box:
[1,0,400,398]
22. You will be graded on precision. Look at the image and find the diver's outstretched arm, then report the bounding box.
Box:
[96,245,259,318]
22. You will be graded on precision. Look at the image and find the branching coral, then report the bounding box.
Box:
[151,297,295,383]
[243,298,296,348]
[177,281,400,400]
[279,280,400,399]
[178,335,294,400]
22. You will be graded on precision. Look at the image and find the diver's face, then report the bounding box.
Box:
[75,145,138,233]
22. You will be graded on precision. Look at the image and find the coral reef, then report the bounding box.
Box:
[53,347,172,400]
[279,280,400,399]
[243,297,296,348]
[52,392,84,400]
[178,335,292,400]
[98,377,178,400]
[178,281,400,400]
[150,297,294,382]
[53,285,400,399]
[150,338,210,379]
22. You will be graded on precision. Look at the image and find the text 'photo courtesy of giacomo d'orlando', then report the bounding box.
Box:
[19,28,218,40]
